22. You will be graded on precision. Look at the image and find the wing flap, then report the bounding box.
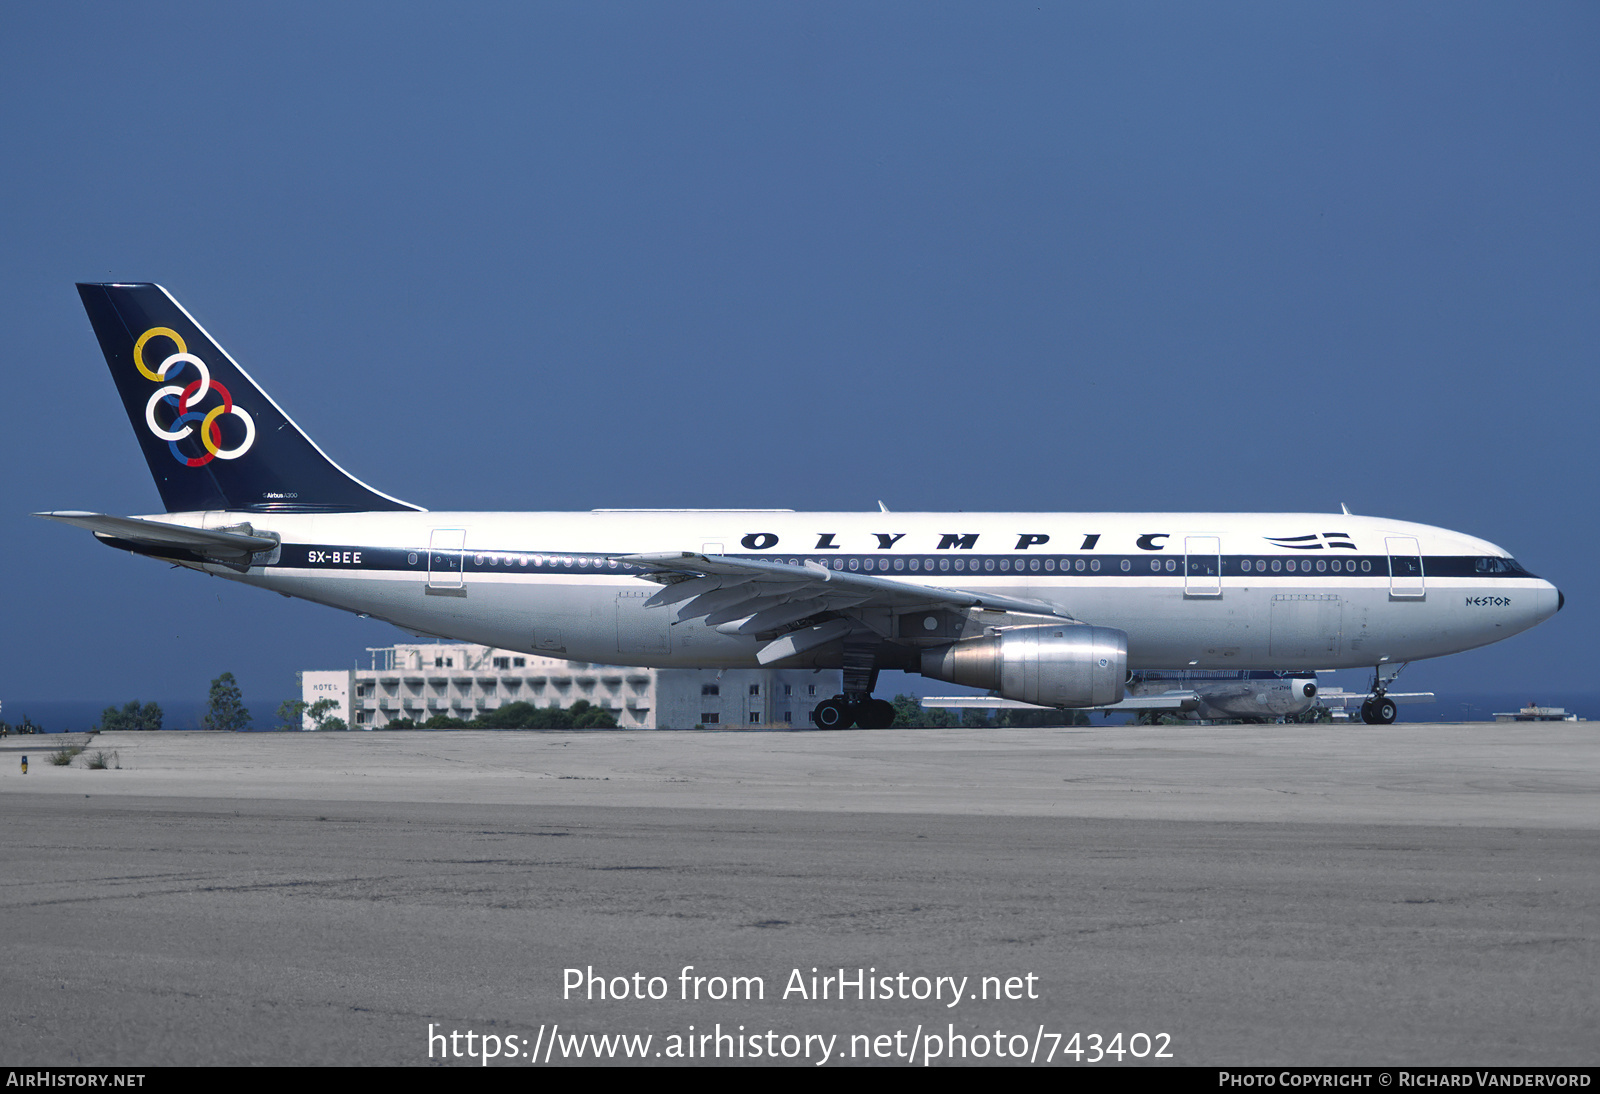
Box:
[717,596,834,635]
[642,574,753,609]
[756,619,856,665]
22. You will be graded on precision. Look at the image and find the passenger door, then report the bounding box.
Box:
[1184,536,1222,597]
[1386,536,1425,598]
[427,528,466,594]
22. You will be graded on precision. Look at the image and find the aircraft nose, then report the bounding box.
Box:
[1536,581,1562,621]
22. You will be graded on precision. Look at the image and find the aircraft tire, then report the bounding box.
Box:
[812,699,852,730]
[856,699,897,730]
[1359,699,1375,724]
[1372,697,1398,725]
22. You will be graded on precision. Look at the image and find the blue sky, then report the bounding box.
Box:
[3,2,1596,719]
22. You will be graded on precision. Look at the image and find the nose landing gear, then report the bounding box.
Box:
[1360,664,1403,724]
[1360,696,1398,725]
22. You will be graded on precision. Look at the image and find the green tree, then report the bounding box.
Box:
[888,695,962,728]
[305,698,339,730]
[519,704,574,729]
[471,699,617,729]
[276,699,306,730]
[278,698,343,730]
[567,700,617,729]
[100,700,163,731]
[475,701,547,728]
[993,706,1088,727]
[203,673,252,732]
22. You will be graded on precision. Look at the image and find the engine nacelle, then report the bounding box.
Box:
[919,625,1128,708]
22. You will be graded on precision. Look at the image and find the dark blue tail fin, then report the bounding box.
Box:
[77,283,422,514]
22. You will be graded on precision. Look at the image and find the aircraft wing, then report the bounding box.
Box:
[35,511,280,567]
[619,551,1076,664]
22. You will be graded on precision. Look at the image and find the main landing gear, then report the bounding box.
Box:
[809,641,896,730]
[811,695,897,730]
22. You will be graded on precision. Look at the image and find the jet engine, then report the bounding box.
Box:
[919,625,1127,707]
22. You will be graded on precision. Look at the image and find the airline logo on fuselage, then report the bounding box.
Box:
[133,326,256,467]
[1264,533,1357,550]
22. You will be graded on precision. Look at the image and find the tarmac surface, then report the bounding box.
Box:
[1,724,1596,1067]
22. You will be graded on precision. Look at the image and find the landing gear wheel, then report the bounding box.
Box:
[1371,697,1398,725]
[857,699,897,730]
[1359,699,1375,724]
[811,698,852,730]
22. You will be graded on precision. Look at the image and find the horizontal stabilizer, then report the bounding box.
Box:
[35,511,280,566]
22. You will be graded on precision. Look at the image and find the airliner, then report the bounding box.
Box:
[41,284,1562,729]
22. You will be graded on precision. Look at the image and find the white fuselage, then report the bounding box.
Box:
[150,509,1558,672]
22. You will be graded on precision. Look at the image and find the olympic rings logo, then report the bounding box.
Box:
[133,327,256,467]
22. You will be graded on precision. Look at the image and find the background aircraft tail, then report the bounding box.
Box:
[77,283,421,514]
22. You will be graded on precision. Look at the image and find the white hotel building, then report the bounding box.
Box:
[302,642,840,730]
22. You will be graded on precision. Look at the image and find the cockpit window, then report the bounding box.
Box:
[1475,557,1526,575]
